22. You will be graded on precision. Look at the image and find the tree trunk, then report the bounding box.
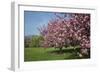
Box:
[59,47,62,53]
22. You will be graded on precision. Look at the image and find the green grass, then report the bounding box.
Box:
[24,47,88,62]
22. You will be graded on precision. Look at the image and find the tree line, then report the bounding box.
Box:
[24,35,43,48]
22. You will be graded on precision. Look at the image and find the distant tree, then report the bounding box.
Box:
[24,36,32,48]
[31,35,44,47]
[24,35,44,48]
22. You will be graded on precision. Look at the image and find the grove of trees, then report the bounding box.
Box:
[24,35,43,48]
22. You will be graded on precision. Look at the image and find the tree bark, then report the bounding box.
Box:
[59,47,62,53]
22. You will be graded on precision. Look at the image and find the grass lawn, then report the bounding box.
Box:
[24,47,88,62]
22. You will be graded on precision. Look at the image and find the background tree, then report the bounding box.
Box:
[24,36,32,48]
[24,35,43,48]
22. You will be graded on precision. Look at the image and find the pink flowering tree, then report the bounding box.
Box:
[39,14,71,52]
[71,13,90,56]
[39,13,90,56]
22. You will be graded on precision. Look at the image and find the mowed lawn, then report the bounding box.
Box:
[24,46,85,62]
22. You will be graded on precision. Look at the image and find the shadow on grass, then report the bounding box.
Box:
[48,48,75,54]
[47,48,90,59]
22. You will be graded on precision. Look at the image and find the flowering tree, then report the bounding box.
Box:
[71,13,90,56]
[39,15,71,51]
[39,13,90,56]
